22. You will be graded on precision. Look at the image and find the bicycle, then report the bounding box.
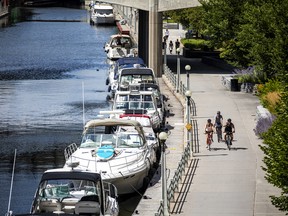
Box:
[225,132,233,150]
[206,131,213,151]
[215,125,222,142]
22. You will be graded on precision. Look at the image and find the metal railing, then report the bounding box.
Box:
[64,143,78,161]
[154,64,200,215]
[163,65,187,96]
[167,145,191,202]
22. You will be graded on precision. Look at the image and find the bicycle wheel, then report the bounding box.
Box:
[217,128,222,142]
[226,135,231,150]
[207,134,212,151]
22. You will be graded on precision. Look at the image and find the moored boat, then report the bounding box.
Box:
[90,3,115,25]
[29,167,119,215]
[104,34,138,60]
[112,89,163,132]
[64,118,153,195]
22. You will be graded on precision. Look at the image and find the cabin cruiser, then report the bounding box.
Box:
[104,34,138,60]
[90,3,115,25]
[30,167,119,215]
[64,119,153,195]
[106,57,146,98]
[118,110,160,165]
[112,89,163,132]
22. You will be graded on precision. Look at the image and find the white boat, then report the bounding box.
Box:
[112,89,163,132]
[64,118,153,195]
[30,167,119,215]
[90,3,115,25]
[104,34,138,60]
[118,111,160,166]
[106,57,146,98]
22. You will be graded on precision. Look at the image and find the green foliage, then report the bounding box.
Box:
[181,38,212,51]
[199,0,250,67]
[165,7,206,38]
[237,0,288,79]
[260,90,288,213]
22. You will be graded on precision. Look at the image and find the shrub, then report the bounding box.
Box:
[233,66,267,84]
[254,113,276,138]
[181,38,212,51]
[233,67,255,83]
[258,79,283,114]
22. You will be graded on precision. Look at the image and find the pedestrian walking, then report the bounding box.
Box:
[169,40,173,54]
[175,39,180,54]
[164,28,169,40]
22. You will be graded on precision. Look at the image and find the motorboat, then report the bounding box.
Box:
[111,89,163,132]
[116,66,158,91]
[90,3,115,25]
[30,167,119,215]
[64,118,153,195]
[106,57,146,98]
[118,110,160,165]
[104,34,138,60]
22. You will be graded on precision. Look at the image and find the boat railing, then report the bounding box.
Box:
[64,143,78,161]
[69,150,148,173]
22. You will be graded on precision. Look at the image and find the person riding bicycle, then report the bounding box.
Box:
[204,119,214,147]
[224,118,235,142]
[214,111,223,141]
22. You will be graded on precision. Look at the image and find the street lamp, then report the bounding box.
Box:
[163,39,167,66]
[185,90,192,155]
[185,65,191,91]
[176,48,181,92]
[159,131,169,216]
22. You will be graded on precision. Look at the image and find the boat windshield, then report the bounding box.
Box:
[81,134,118,148]
[33,178,102,213]
[120,74,155,84]
[80,133,143,148]
[117,132,144,147]
[95,9,113,14]
[115,101,155,110]
[110,37,132,48]
[114,94,155,110]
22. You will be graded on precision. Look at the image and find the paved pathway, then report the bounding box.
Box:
[134,26,286,216]
[175,64,285,215]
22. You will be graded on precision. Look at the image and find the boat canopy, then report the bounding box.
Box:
[116,57,146,67]
[83,118,146,137]
[121,68,154,76]
[41,169,102,182]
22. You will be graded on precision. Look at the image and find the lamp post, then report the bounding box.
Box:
[185,90,193,155]
[163,39,167,67]
[185,65,191,91]
[159,131,169,216]
[176,48,181,92]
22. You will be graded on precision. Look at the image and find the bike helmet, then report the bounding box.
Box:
[208,119,211,123]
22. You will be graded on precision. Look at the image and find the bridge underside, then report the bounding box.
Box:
[101,0,200,11]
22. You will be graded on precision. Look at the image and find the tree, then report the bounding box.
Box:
[199,0,250,67]
[164,7,206,38]
[260,86,288,213]
[238,0,288,79]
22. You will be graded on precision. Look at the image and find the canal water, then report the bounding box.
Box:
[0,6,141,215]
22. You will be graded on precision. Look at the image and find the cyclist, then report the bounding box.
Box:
[214,111,223,142]
[223,118,235,142]
[204,119,214,148]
